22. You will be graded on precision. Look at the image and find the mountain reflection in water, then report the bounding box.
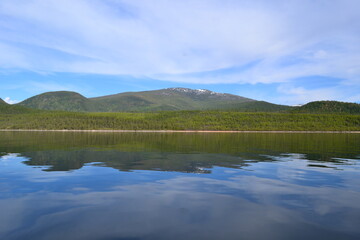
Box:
[0,132,359,240]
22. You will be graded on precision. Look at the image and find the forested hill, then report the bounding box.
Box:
[17,88,291,112]
[9,89,360,114]
[293,101,360,114]
[1,97,359,131]
[17,91,92,112]
[0,98,6,105]
[0,101,38,114]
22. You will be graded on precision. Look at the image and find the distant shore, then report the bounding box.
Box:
[1,129,359,133]
[1,111,359,132]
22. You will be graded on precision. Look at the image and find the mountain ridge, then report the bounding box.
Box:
[293,101,360,114]
[19,88,275,112]
[13,88,360,114]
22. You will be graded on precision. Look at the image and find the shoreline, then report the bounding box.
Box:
[0,129,359,133]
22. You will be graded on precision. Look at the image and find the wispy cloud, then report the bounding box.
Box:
[0,0,359,103]
[276,85,342,105]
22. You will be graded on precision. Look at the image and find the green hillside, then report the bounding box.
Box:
[293,101,360,114]
[19,88,290,112]
[0,101,38,114]
[90,88,256,112]
[15,89,359,114]
[2,95,359,131]
[19,91,95,112]
[217,101,293,112]
[0,110,359,131]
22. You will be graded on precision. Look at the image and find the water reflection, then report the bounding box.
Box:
[0,132,359,173]
[0,132,359,240]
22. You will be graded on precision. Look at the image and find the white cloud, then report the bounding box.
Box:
[0,0,359,103]
[3,97,19,104]
[273,84,345,105]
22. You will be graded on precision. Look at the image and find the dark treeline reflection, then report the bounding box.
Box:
[1,131,360,240]
[0,132,359,172]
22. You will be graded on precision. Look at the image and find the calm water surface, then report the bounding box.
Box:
[0,132,359,240]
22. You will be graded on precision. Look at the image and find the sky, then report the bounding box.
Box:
[0,0,359,105]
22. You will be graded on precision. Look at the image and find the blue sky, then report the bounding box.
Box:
[0,0,359,105]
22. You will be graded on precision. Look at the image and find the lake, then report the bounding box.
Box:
[0,132,359,240]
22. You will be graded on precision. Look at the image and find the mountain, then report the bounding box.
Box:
[293,101,360,114]
[18,91,93,112]
[16,89,360,114]
[6,90,360,115]
[0,100,37,114]
[18,88,291,112]
[90,88,256,112]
